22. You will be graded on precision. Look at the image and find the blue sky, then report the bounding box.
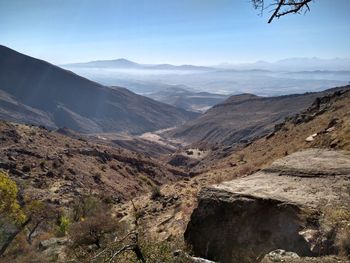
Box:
[0,0,349,65]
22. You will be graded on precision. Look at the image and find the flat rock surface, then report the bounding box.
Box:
[210,149,350,208]
[266,148,350,176]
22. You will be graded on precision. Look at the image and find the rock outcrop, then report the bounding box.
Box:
[39,237,68,262]
[185,149,350,263]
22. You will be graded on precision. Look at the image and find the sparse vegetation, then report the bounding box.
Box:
[93,172,102,183]
[322,206,350,257]
[337,228,350,257]
[71,195,103,222]
[0,172,56,258]
[69,213,117,249]
[56,215,70,237]
[0,172,26,224]
[150,185,162,200]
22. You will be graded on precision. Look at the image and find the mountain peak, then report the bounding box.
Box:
[0,46,198,134]
[99,58,137,65]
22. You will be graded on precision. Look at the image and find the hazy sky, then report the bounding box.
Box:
[1,0,349,65]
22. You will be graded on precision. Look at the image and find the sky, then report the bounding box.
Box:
[0,0,350,65]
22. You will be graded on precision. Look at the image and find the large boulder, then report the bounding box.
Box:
[39,237,68,262]
[185,149,350,263]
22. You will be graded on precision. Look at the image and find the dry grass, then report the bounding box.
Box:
[336,229,350,257]
[321,206,350,257]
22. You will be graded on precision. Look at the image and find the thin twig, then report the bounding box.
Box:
[108,244,135,263]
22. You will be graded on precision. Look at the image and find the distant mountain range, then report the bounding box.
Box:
[63,58,213,71]
[0,45,198,134]
[64,57,350,72]
[219,57,350,71]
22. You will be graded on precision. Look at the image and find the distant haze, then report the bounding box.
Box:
[217,57,350,71]
[63,57,350,98]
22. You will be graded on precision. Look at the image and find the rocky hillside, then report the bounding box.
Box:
[1,85,349,262]
[199,86,350,172]
[0,45,198,134]
[166,87,348,147]
[120,86,350,245]
[0,120,186,205]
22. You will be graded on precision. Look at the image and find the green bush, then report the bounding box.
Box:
[0,171,26,224]
[57,215,70,236]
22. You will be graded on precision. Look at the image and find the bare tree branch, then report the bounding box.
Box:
[108,244,135,263]
[252,0,314,23]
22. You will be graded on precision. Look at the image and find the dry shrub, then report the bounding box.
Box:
[150,185,162,200]
[322,206,350,257]
[2,233,30,258]
[238,153,245,161]
[213,172,225,184]
[336,228,350,257]
[71,195,105,222]
[12,253,47,263]
[139,239,191,263]
[0,233,46,263]
[238,165,255,176]
[69,213,118,249]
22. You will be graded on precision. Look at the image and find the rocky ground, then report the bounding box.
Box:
[261,250,350,263]
[0,121,187,206]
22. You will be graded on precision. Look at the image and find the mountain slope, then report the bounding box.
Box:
[166,87,348,147]
[0,120,187,204]
[0,45,198,134]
